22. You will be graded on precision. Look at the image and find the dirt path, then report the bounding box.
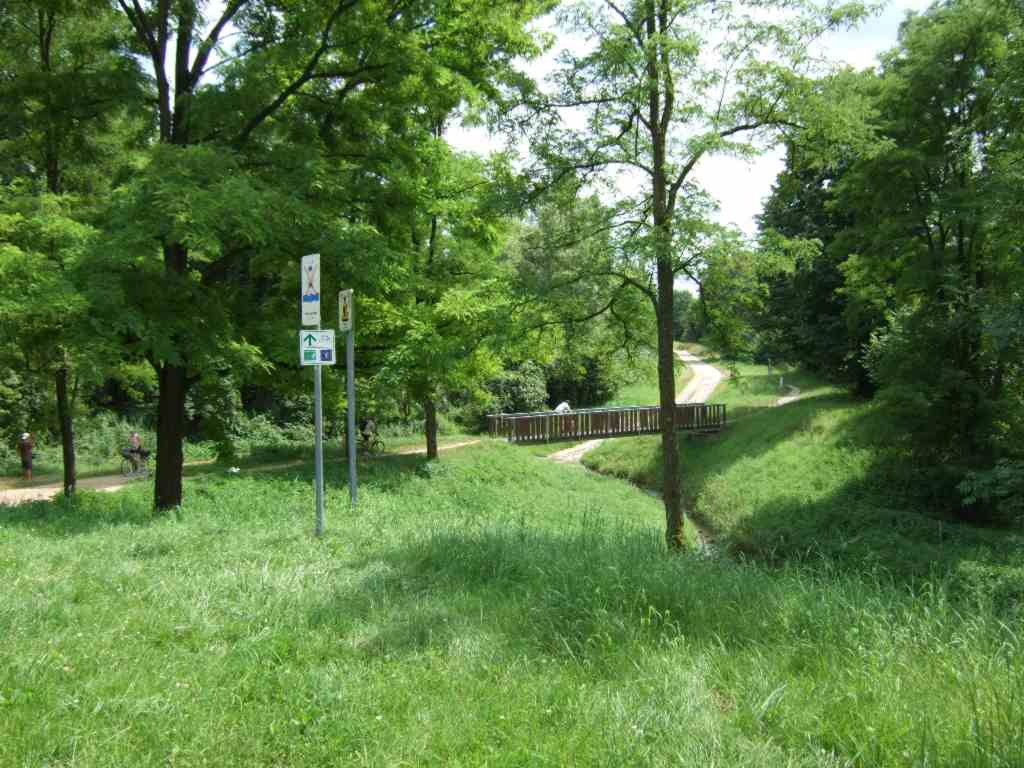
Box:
[392,439,480,456]
[0,473,148,505]
[0,440,482,506]
[547,439,606,464]
[675,349,724,404]
[776,385,801,406]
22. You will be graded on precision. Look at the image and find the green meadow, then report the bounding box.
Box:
[2,429,1023,766]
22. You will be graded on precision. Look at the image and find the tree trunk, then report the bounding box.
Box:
[155,362,187,509]
[657,261,683,548]
[55,365,76,497]
[424,397,438,460]
[154,241,189,510]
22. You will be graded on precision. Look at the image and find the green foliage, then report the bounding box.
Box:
[671,289,699,342]
[486,361,549,414]
[959,460,1024,526]
[0,411,214,478]
[545,355,619,409]
[750,0,1024,513]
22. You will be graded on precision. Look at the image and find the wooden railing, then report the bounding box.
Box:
[487,403,726,444]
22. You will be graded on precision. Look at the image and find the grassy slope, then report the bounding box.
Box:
[603,352,692,407]
[585,359,1024,591]
[2,441,1024,766]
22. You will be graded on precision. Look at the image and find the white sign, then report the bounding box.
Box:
[299,330,336,366]
[300,253,321,326]
[338,289,353,332]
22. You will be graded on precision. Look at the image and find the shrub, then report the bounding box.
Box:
[960,460,1024,526]
[545,355,617,408]
[487,361,548,414]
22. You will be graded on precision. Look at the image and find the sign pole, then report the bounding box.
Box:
[339,289,357,507]
[346,326,357,506]
[314,346,325,536]
[300,253,328,536]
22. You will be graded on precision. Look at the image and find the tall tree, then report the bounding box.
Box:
[835,0,1024,508]
[533,0,870,547]
[0,0,143,495]
[110,0,548,508]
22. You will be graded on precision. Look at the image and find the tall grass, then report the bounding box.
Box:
[585,358,1024,591]
[1,442,1023,765]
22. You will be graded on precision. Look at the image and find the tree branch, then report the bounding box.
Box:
[233,0,360,147]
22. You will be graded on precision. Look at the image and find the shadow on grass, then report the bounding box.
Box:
[305,518,970,676]
[308,524,772,663]
[0,490,160,538]
[0,449,435,539]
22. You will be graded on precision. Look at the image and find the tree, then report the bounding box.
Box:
[531,0,870,547]
[838,0,1024,513]
[363,147,521,459]
[671,289,694,341]
[755,146,880,391]
[0,0,143,494]
[109,0,549,507]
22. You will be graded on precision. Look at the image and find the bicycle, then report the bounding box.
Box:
[120,451,152,479]
[358,432,385,455]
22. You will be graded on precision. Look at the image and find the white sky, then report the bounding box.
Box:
[449,0,934,236]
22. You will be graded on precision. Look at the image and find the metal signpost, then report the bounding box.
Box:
[339,290,357,506]
[299,330,335,535]
[300,253,331,536]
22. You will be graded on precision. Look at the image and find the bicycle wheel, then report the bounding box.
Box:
[120,457,135,478]
[370,436,385,454]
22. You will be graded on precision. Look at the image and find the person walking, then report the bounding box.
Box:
[16,432,35,481]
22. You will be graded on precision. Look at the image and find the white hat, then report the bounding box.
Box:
[20,432,29,440]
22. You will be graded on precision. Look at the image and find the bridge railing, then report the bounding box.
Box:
[487,403,726,444]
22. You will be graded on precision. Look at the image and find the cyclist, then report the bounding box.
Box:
[121,431,151,472]
[359,417,377,448]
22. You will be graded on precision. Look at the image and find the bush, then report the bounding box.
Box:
[960,460,1024,526]
[231,413,314,455]
[545,355,617,408]
[487,361,548,414]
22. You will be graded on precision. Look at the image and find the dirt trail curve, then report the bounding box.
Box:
[547,349,722,463]
[675,350,723,405]
[0,440,482,506]
[776,385,801,406]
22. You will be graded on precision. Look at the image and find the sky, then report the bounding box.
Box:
[448,0,935,237]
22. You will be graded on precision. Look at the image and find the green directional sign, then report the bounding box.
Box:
[298,330,336,366]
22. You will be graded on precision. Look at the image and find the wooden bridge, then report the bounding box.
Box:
[487,403,727,445]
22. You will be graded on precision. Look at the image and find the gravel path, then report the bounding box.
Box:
[0,440,482,506]
[675,350,724,404]
[547,439,607,464]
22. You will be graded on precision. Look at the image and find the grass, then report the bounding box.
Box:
[2,440,1023,765]
[0,426,475,490]
[603,350,692,407]
[584,357,1024,591]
